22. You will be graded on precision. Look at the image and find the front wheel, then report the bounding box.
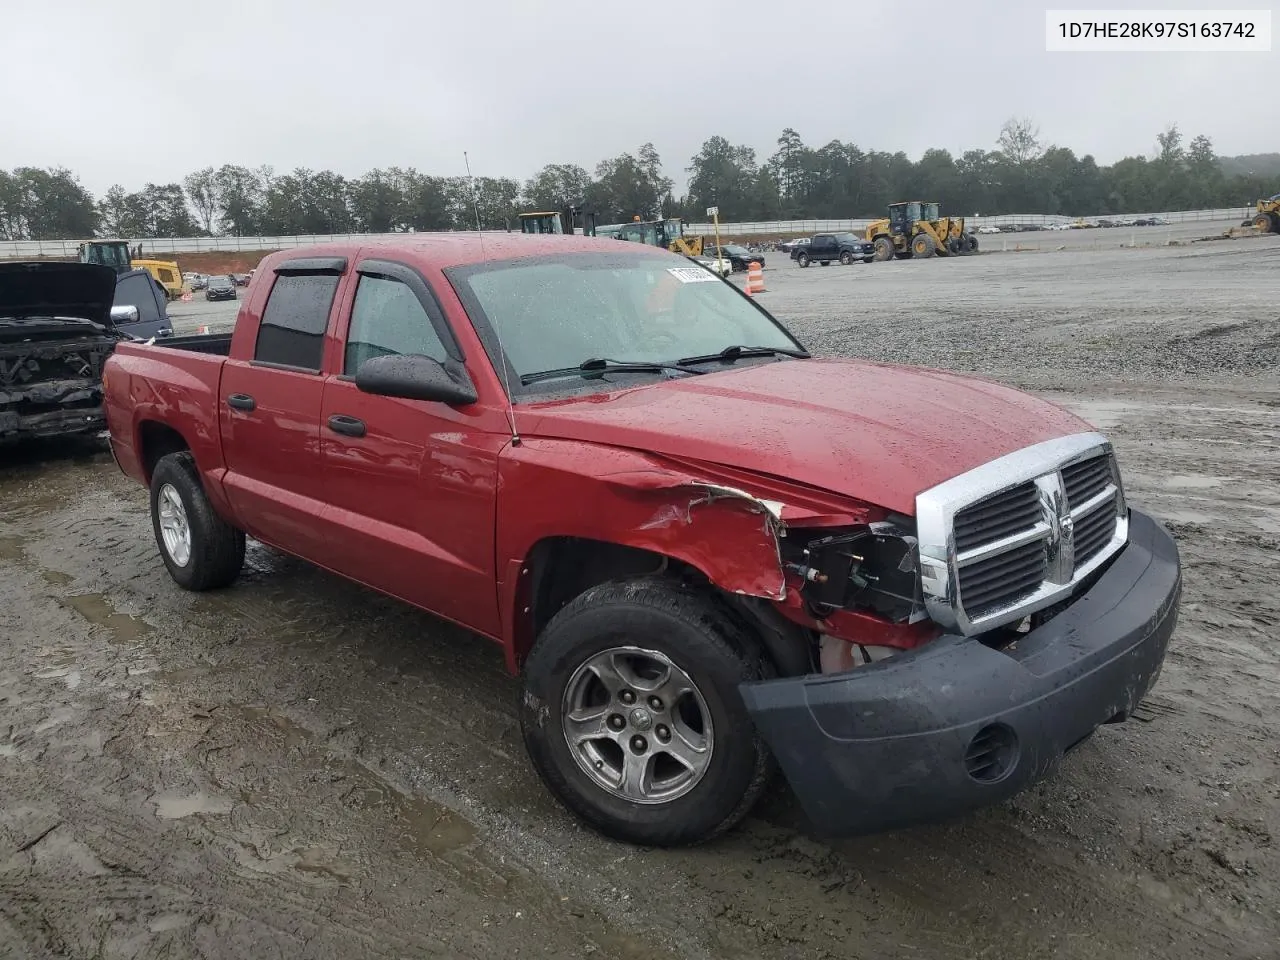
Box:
[797,253,810,267]
[519,578,773,847]
[840,251,853,265]
[150,452,245,590]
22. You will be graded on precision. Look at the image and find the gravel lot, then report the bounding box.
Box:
[3,234,1278,960]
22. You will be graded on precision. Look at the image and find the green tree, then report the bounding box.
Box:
[523,163,592,212]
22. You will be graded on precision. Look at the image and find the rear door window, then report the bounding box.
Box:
[254,273,340,371]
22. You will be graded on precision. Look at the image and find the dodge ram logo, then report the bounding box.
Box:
[1041,472,1076,585]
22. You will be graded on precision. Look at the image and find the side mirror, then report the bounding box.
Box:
[354,354,478,405]
[110,304,140,324]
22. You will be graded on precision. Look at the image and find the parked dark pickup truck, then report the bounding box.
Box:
[103,235,1181,848]
[793,232,877,267]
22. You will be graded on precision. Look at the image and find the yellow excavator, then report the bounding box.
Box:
[1250,195,1280,233]
[865,201,978,261]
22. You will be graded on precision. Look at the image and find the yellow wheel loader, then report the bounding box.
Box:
[1250,195,1280,233]
[594,216,705,256]
[865,201,979,261]
[78,240,184,301]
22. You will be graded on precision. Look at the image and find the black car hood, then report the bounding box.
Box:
[0,261,117,327]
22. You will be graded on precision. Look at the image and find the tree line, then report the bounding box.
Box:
[0,120,1274,241]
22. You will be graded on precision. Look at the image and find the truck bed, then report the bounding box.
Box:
[147,332,232,355]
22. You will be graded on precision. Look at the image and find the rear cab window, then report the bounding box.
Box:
[254,265,343,371]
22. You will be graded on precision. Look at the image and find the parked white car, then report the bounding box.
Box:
[975,225,1002,235]
[693,256,732,277]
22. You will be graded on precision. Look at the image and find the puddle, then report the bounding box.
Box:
[0,535,24,561]
[340,763,477,857]
[152,790,235,820]
[0,744,17,758]
[41,569,73,586]
[61,593,153,644]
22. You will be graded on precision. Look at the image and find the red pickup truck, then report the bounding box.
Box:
[103,235,1181,847]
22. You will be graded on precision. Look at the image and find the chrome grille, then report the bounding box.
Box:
[953,482,1041,553]
[915,433,1129,636]
[1062,453,1113,505]
[957,537,1048,615]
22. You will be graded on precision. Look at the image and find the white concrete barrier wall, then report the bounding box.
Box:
[0,208,1255,256]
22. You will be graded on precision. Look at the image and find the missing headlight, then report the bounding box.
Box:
[788,522,927,623]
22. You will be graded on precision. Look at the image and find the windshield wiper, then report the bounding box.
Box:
[519,357,703,386]
[677,344,810,365]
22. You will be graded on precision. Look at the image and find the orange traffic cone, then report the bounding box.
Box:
[197,324,210,334]
[746,260,766,295]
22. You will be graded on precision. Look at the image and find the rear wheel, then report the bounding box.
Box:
[872,236,895,262]
[519,578,774,847]
[149,452,245,591]
[911,233,937,258]
[797,252,810,267]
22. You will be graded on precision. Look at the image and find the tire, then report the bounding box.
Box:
[967,233,980,252]
[797,253,810,267]
[872,236,895,262]
[150,451,245,591]
[1254,213,1275,233]
[911,233,937,258]
[839,251,853,265]
[519,577,774,847]
[862,257,874,264]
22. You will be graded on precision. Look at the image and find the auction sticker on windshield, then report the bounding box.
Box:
[667,266,720,283]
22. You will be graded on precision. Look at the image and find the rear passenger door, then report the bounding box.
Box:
[318,258,502,636]
[219,256,348,563]
[813,235,834,262]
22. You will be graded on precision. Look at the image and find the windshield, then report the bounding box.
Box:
[834,233,858,243]
[722,245,749,255]
[446,251,804,397]
[209,277,231,287]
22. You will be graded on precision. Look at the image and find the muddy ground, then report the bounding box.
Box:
[2,237,1278,960]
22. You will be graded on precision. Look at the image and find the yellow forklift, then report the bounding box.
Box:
[865,201,978,261]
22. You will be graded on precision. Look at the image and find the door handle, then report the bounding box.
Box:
[227,393,255,411]
[327,414,366,438]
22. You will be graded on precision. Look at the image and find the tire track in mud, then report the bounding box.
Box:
[1,442,1274,960]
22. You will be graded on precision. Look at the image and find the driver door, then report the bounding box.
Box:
[318,258,502,636]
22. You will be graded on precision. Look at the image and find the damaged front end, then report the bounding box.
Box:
[601,458,941,667]
[0,329,119,443]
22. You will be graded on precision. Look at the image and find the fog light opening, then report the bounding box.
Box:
[964,723,1019,784]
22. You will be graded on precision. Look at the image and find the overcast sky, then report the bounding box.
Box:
[3,0,1274,197]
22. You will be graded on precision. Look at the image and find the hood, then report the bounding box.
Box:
[0,261,117,327]
[520,358,1093,515]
